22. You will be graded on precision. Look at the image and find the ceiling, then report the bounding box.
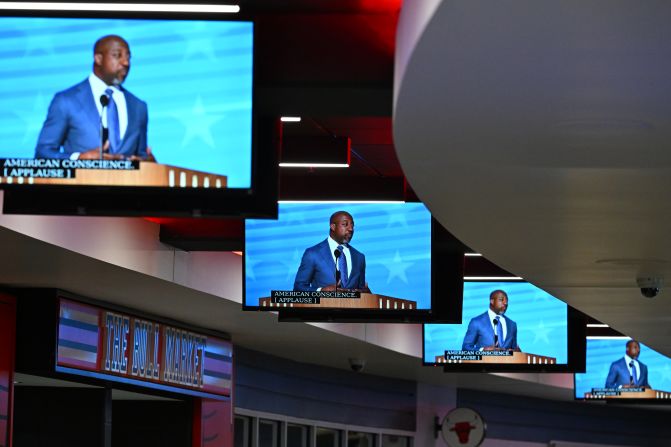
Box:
[13,373,179,401]
[156,0,407,243]
[393,1,671,356]
[6,0,666,404]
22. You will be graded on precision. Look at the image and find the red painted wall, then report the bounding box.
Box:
[192,398,233,447]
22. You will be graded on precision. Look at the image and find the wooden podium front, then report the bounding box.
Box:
[435,351,556,365]
[584,388,671,399]
[259,293,417,310]
[0,162,227,188]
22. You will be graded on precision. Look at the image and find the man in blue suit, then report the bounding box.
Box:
[35,35,152,161]
[293,211,370,292]
[605,340,650,389]
[462,290,520,351]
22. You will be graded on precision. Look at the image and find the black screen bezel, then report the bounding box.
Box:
[242,212,464,323]
[573,336,671,404]
[421,279,587,372]
[0,8,278,218]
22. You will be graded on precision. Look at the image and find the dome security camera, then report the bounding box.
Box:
[348,358,365,372]
[636,277,663,298]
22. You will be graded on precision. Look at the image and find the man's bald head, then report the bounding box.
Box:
[330,211,353,225]
[93,35,131,86]
[94,35,129,54]
[329,211,354,244]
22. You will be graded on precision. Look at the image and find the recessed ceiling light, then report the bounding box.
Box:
[0,2,240,13]
[587,336,630,340]
[280,116,301,123]
[278,200,406,204]
[279,163,348,168]
[463,276,523,281]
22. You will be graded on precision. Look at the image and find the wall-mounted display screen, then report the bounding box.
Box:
[0,17,252,187]
[575,337,671,401]
[0,12,276,217]
[244,202,433,314]
[424,281,585,372]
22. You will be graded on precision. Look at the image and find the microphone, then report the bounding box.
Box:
[334,249,341,294]
[99,94,110,160]
[493,318,499,348]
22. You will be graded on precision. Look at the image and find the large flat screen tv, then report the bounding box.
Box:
[424,280,586,372]
[243,201,464,322]
[0,8,276,217]
[575,337,671,402]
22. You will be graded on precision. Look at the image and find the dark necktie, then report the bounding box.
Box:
[105,88,121,153]
[629,360,638,385]
[337,245,348,286]
[495,316,504,347]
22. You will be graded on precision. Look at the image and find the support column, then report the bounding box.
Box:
[192,398,233,447]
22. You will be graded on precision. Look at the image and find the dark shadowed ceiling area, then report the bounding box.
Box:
[157,0,407,245]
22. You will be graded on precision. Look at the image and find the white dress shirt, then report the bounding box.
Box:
[327,236,352,278]
[70,74,130,160]
[88,73,128,139]
[488,308,507,341]
[624,354,641,383]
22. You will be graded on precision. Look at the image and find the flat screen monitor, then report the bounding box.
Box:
[243,201,462,321]
[575,337,671,401]
[424,280,586,372]
[0,10,276,217]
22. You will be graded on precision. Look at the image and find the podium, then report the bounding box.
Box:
[435,351,556,365]
[0,162,227,188]
[259,293,417,310]
[584,388,671,399]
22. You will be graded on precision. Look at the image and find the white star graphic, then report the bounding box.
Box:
[660,364,671,386]
[282,248,303,282]
[15,92,49,145]
[284,210,307,226]
[174,96,225,148]
[384,251,414,284]
[599,364,611,382]
[386,210,408,228]
[245,252,260,281]
[178,22,218,62]
[24,22,55,56]
[532,320,553,345]
[425,328,433,343]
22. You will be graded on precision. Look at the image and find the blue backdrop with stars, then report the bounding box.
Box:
[575,338,671,398]
[245,202,432,308]
[0,17,253,188]
[424,281,568,363]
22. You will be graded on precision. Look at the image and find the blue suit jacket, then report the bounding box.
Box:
[293,239,366,292]
[462,311,518,350]
[605,358,650,388]
[35,79,148,159]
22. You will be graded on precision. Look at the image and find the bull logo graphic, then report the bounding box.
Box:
[449,418,477,444]
[440,408,486,447]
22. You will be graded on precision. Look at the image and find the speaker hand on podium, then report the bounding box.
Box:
[128,146,157,162]
[80,141,123,160]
